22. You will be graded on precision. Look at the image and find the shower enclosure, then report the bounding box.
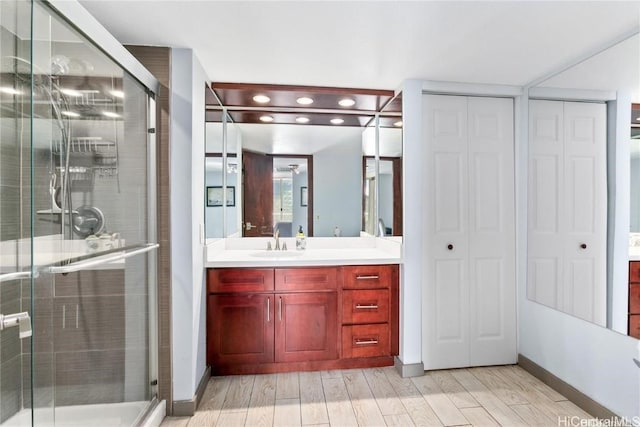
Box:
[0,1,159,425]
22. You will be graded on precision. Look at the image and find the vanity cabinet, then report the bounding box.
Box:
[628,262,640,339]
[206,264,398,374]
[341,265,398,359]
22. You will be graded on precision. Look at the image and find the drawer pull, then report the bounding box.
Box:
[355,339,379,345]
[356,275,379,280]
[355,304,379,310]
[278,297,282,321]
[266,297,270,322]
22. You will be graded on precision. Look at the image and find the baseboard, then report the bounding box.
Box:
[394,356,424,378]
[517,354,619,420]
[172,365,211,417]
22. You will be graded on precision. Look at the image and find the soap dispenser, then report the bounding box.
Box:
[296,225,306,250]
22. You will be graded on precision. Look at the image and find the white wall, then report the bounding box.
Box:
[399,80,423,367]
[170,48,207,402]
[313,138,362,237]
[205,164,238,238]
[378,173,393,234]
[292,171,308,235]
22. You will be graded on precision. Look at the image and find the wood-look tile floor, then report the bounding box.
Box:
[161,365,594,426]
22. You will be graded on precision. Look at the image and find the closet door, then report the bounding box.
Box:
[528,100,565,308]
[467,97,516,366]
[528,100,606,326]
[423,95,470,369]
[562,102,606,325]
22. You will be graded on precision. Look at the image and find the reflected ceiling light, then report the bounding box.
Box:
[102,111,121,118]
[227,163,238,174]
[296,96,314,105]
[60,88,83,97]
[394,120,403,127]
[0,87,21,95]
[338,98,355,107]
[636,117,640,121]
[110,90,125,99]
[295,116,309,124]
[289,164,300,174]
[61,111,80,118]
[330,118,344,125]
[253,94,270,103]
[259,115,274,122]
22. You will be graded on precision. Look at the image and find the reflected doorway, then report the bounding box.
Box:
[243,152,313,237]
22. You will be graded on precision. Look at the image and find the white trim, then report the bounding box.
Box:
[421,80,522,97]
[528,87,616,103]
[44,0,159,93]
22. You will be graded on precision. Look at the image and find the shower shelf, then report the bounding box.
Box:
[53,136,118,179]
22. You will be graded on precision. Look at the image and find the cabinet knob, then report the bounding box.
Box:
[447,244,454,251]
[580,243,587,249]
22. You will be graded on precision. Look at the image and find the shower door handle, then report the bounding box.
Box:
[0,271,34,283]
[46,243,159,274]
[0,312,32,339]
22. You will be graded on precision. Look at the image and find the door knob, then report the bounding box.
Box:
[447,244,454,250]
[580,243,587,249]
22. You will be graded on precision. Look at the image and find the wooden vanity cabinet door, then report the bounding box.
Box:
[275,292,338,362]
[207,294,274,366]
[343,289,389,324]
[208,268,274,293]
[275,267,337,291]
[629,315,640,339]
[342,265,397,289]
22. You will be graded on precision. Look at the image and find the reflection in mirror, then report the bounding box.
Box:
[362,93,403,236]
[527,32,639,338]
[205,109,242,238]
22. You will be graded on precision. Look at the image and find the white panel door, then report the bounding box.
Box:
[528,100,565,310]
[562,102,606,326]
[528,100,606,327]
[423,95,470,369]
[467,97,516,366]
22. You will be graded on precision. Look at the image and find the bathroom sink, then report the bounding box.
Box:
[250,251,304,258]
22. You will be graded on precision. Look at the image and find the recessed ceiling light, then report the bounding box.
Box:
[102,111,120,118]
[296,116,309,124]
[260,115,274,122]
[330,118,344,125]
[296,96,314,105]
[253,94,270,104]
[60,88,83,97]
[61,111,80,118]
[110,90,125,99]
[636,117,640,121]
[0,87,21,95]
[394,120,403,127]
[338,98,355,107]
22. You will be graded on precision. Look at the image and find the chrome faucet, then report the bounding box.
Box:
[378,218,386,237]
[274,228,281,250]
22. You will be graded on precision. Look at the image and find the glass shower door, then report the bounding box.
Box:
[0,0,42,425]
[1,1,158,425]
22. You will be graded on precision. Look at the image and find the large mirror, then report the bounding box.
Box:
[205,83,402,239]
[527,32,639,338]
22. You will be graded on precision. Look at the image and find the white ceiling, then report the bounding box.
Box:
[79,1,640,90]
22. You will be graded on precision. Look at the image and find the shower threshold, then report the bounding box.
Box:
[3,401,150,427]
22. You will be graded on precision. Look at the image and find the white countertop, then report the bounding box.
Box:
[630,247,640,261]
[205,236,402,268]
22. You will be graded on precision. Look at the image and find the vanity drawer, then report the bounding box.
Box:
[208,268,274,293]
[629,315,640,339]
[630,284,640,314]
[342,324,390,358]
[342,265,396,289]
[275,267,337,291]
[629,262,640,283]
[342,289,389,324]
